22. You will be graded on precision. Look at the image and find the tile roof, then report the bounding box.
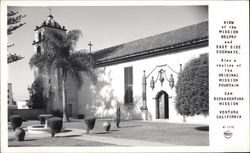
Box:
[94,21,208,66]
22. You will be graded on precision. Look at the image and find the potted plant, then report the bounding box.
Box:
[14,127,25,141]
[103,121,111,131]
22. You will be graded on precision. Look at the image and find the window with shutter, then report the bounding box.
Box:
[124,66,133,104]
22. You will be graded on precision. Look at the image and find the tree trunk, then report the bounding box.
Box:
[62,70,69,122]
[183,115,186,123]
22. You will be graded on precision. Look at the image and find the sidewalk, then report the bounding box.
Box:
[57,128,173,146]
[9,128,173,146]
[9,119,209,146]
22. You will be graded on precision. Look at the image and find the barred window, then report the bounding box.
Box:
[124,66,133,104]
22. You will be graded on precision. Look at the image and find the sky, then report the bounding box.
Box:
[7,5,208,100]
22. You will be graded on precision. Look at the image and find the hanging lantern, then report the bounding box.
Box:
[150,76,155,90]
[159,69,165,86]
[169,74,174,89]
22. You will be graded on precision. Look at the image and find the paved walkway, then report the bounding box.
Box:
[10,128,173,146]
[58,128,173,146]
[9,120,208,146]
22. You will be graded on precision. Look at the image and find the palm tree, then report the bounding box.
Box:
[29,29,96,122]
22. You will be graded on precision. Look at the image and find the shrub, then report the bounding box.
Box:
[9,115,23,131]
[47,117,63,137]
[84,116,96,133]
[175,53,209,118]
[14,127,25,141]
[77,114,85,119]
[51,109,63,118]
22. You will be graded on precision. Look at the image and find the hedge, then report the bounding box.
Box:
[47,117,63,137]
[84,116,96,133]
[9,115,23,131]
[175,53,209,117]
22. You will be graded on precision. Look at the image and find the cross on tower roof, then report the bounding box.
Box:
[48,7,53,15]
[88,42,93,53]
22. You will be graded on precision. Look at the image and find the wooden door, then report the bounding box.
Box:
[159,94,165,119]
[68,104,72,117]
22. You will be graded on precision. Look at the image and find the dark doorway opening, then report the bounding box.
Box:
[155,90,169,119]
[68,104,73,117]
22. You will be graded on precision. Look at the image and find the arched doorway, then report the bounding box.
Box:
[155,90,169,119]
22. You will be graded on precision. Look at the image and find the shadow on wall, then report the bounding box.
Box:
[148,111,153,121]
[78,68,142,120]
[120,96,143,120]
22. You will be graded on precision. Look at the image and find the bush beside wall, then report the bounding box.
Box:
[175,53,209,117]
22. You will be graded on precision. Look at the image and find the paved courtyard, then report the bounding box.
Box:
[8,118,209,147]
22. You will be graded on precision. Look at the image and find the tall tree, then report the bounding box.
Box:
[27,76,47,109]
[29,29,96,122]
[7,10,26,64]
[175,53,209,121]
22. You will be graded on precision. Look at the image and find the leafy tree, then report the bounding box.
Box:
[27,76,47,109]
[29,29,96,121]
[175,53,209,120]
[7,10,26,64]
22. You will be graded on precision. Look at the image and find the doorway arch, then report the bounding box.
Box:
[155,90,169,119]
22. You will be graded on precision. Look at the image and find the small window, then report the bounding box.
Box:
[38,32,42,41]
[124,66,133,104]
[37,46,41,54]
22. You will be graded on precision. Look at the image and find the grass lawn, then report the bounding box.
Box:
[8,118,209,146]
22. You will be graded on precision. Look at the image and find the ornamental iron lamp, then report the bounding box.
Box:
[150,76,155,90]
[148,69,175,90]
[159,69,165,86]
[169,74,174,89]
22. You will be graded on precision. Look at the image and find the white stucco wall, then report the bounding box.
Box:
[78,46,209,124]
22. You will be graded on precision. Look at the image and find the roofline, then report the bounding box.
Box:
[95,36,208,67]
[34,25,67,31]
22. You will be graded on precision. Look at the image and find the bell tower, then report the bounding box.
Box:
[32,14,66,54]
[31,13,67,113]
